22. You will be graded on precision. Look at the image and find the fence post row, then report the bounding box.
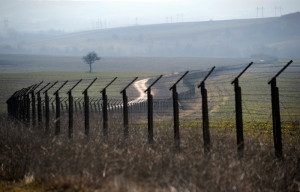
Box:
[36,83,50,127]
[43,81,58,134]
[169,71,189,150]
[231,62,253,158]
[31,81,43,127]
[144,75,163,144]
[101,77,118,137]
[53,80,68,135]
[67,79,82,138]
[120,77,138,139]
[82,78,97,136]
[268,60,293,159]
[198,67,215,153]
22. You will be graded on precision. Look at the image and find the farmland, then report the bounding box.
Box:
[0,56,300,191]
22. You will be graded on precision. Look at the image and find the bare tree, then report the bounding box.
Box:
[82,52,101,73]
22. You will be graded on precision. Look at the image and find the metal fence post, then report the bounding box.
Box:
[16,88,26,120]
[53,81,68,135]
[198,67,215,153]
[27,93,31,124]
[231,62,253,158]
[268,60,293,159]
[120,77,138,139]
[101,77,117,137]
[67,79,82,138]
[145,75,163,144]
[170,71,189,150]
[36,83,50,128]
[43,81,58,134]
[31,82,43,127]
[83,78,97,136]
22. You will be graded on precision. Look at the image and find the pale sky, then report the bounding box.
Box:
[1,0,300,32]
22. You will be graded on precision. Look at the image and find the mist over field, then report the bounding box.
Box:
[1,12,300,60]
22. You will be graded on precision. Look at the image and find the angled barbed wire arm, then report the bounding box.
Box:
[101,77,118,93]
[30,81,44,94]
[82,78,97,94]
[67,79,82,94]
[120,77,138,94]
[43,81,59,94]
[53,80,68,96]
[231,62,253,84]
[144,75,163,93]
[198,67,215,88]
[169,71,189,91]
[36,83,51,95]
[268,60,293,84]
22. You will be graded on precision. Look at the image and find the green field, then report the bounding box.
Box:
[0,71,161,114]
[0,59,299,192]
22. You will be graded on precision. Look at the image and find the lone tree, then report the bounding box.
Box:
[82,52,101,73]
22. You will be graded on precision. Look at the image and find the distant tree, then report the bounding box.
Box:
[82,52,101,73]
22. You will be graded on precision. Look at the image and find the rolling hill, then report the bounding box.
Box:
[1,12,300,59]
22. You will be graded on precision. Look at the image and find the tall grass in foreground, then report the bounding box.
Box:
[0,115,299,192]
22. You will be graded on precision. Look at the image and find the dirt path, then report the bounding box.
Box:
[129,78,149,104]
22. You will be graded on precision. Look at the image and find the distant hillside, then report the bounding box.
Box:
[1,12,300,58]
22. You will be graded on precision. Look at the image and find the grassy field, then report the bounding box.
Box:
[0,115,299,192]
[0,71,160,114]
[0,60,299,191]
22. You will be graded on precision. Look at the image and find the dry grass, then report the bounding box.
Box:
[0,115,300,192]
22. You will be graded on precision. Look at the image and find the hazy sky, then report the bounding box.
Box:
[1,0,300,32]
